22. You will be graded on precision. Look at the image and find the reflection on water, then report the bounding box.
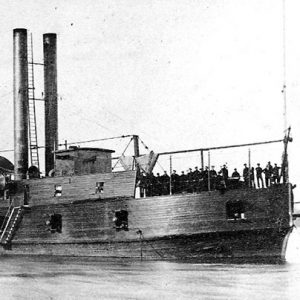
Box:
[0,227,299,300]
[0,256,300,300]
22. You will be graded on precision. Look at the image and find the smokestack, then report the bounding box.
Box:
[13,28,29,180]
[43,33,57,175]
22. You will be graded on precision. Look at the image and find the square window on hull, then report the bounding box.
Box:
[47,213,62,233]
[114,209,128,231]
[95,182,104,194]
[226,200,246,220]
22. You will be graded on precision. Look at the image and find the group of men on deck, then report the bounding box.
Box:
[139,161,281,197]
[242,161,281,188]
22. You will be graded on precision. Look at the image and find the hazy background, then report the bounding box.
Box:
[0,0,299,207]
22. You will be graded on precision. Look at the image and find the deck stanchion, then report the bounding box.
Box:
[248,148,251,187]
[208,151,211,192]
[169,155,172,195]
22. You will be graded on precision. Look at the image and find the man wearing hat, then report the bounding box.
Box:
[187,168,193,193]
[192,166,201,192]
[256,163,264,188]
[210,166,217,190]
[264,161,273,187]
[243,163,249,186]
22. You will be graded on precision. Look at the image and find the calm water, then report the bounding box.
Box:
[0,229,300,300]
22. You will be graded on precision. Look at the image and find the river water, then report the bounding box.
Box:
[1,228,300,300]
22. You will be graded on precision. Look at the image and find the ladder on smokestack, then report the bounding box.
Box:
[27,33,40,170]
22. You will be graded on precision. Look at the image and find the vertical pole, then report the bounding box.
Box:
[200,150,204,170]
[53,140,56,176]
[13,28,29,180]
[169,155,172,195]
[282,0,287,133]
[133,135,140,157]
[282,127,290,184]
[133,135,140,197]
[282,128,292,224]
[139,230,143,261]
[133,135,140,171]
[208,151,211,192]
[248,148,251,187]
[64,140,68,150]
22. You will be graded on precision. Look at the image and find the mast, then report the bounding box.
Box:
[281,127,292,184]
[133,135,140,172]
[133,135,140,157]
[280,1,292,185]
[282,0,287,132]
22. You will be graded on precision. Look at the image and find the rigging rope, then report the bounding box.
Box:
[138,137,165,172]
[158,139,284,156]
[60,135,132,147]
[139,137,149,151]
[112,137,133,170]
[0,135,133,153]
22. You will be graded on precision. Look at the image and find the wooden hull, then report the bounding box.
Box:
[0,176,294,261]
[2,227,292,263]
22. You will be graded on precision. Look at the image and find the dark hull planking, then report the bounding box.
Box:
[1,228,291,263]
[0,180,293,261]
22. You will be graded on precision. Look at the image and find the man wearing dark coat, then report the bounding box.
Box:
[179,171,187,192]
[250,167,255,188]
[148,172,155,196]
[187,168,193,193]
[192,166,201,192]
[231,168,240,189]
[171,170,180,194]
[264,161,273,187]
[243,163,249,187]
[203,166,209,191]
[221,165,229,185]
[231,168,240,180]
[256,163,264,188]
[154,173,162,196]
[210,166,217,190]
[161,171,170,195]
[272,163,281,184]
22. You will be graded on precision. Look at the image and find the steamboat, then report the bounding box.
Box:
[0,28,297,261]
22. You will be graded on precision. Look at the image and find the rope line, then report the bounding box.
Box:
[112,137,133,170]
[0,135,133,154]
[158,139,284,156]
[139,138,149,151]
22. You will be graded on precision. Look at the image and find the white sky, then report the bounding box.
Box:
[0,0,300,202]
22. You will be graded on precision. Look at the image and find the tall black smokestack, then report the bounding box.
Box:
[43,33,57,175]
[13,28,29,180]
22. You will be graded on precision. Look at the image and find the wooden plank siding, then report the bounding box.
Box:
[3,227,290,260]
[4,170,137,207]
[10,184,290,246]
